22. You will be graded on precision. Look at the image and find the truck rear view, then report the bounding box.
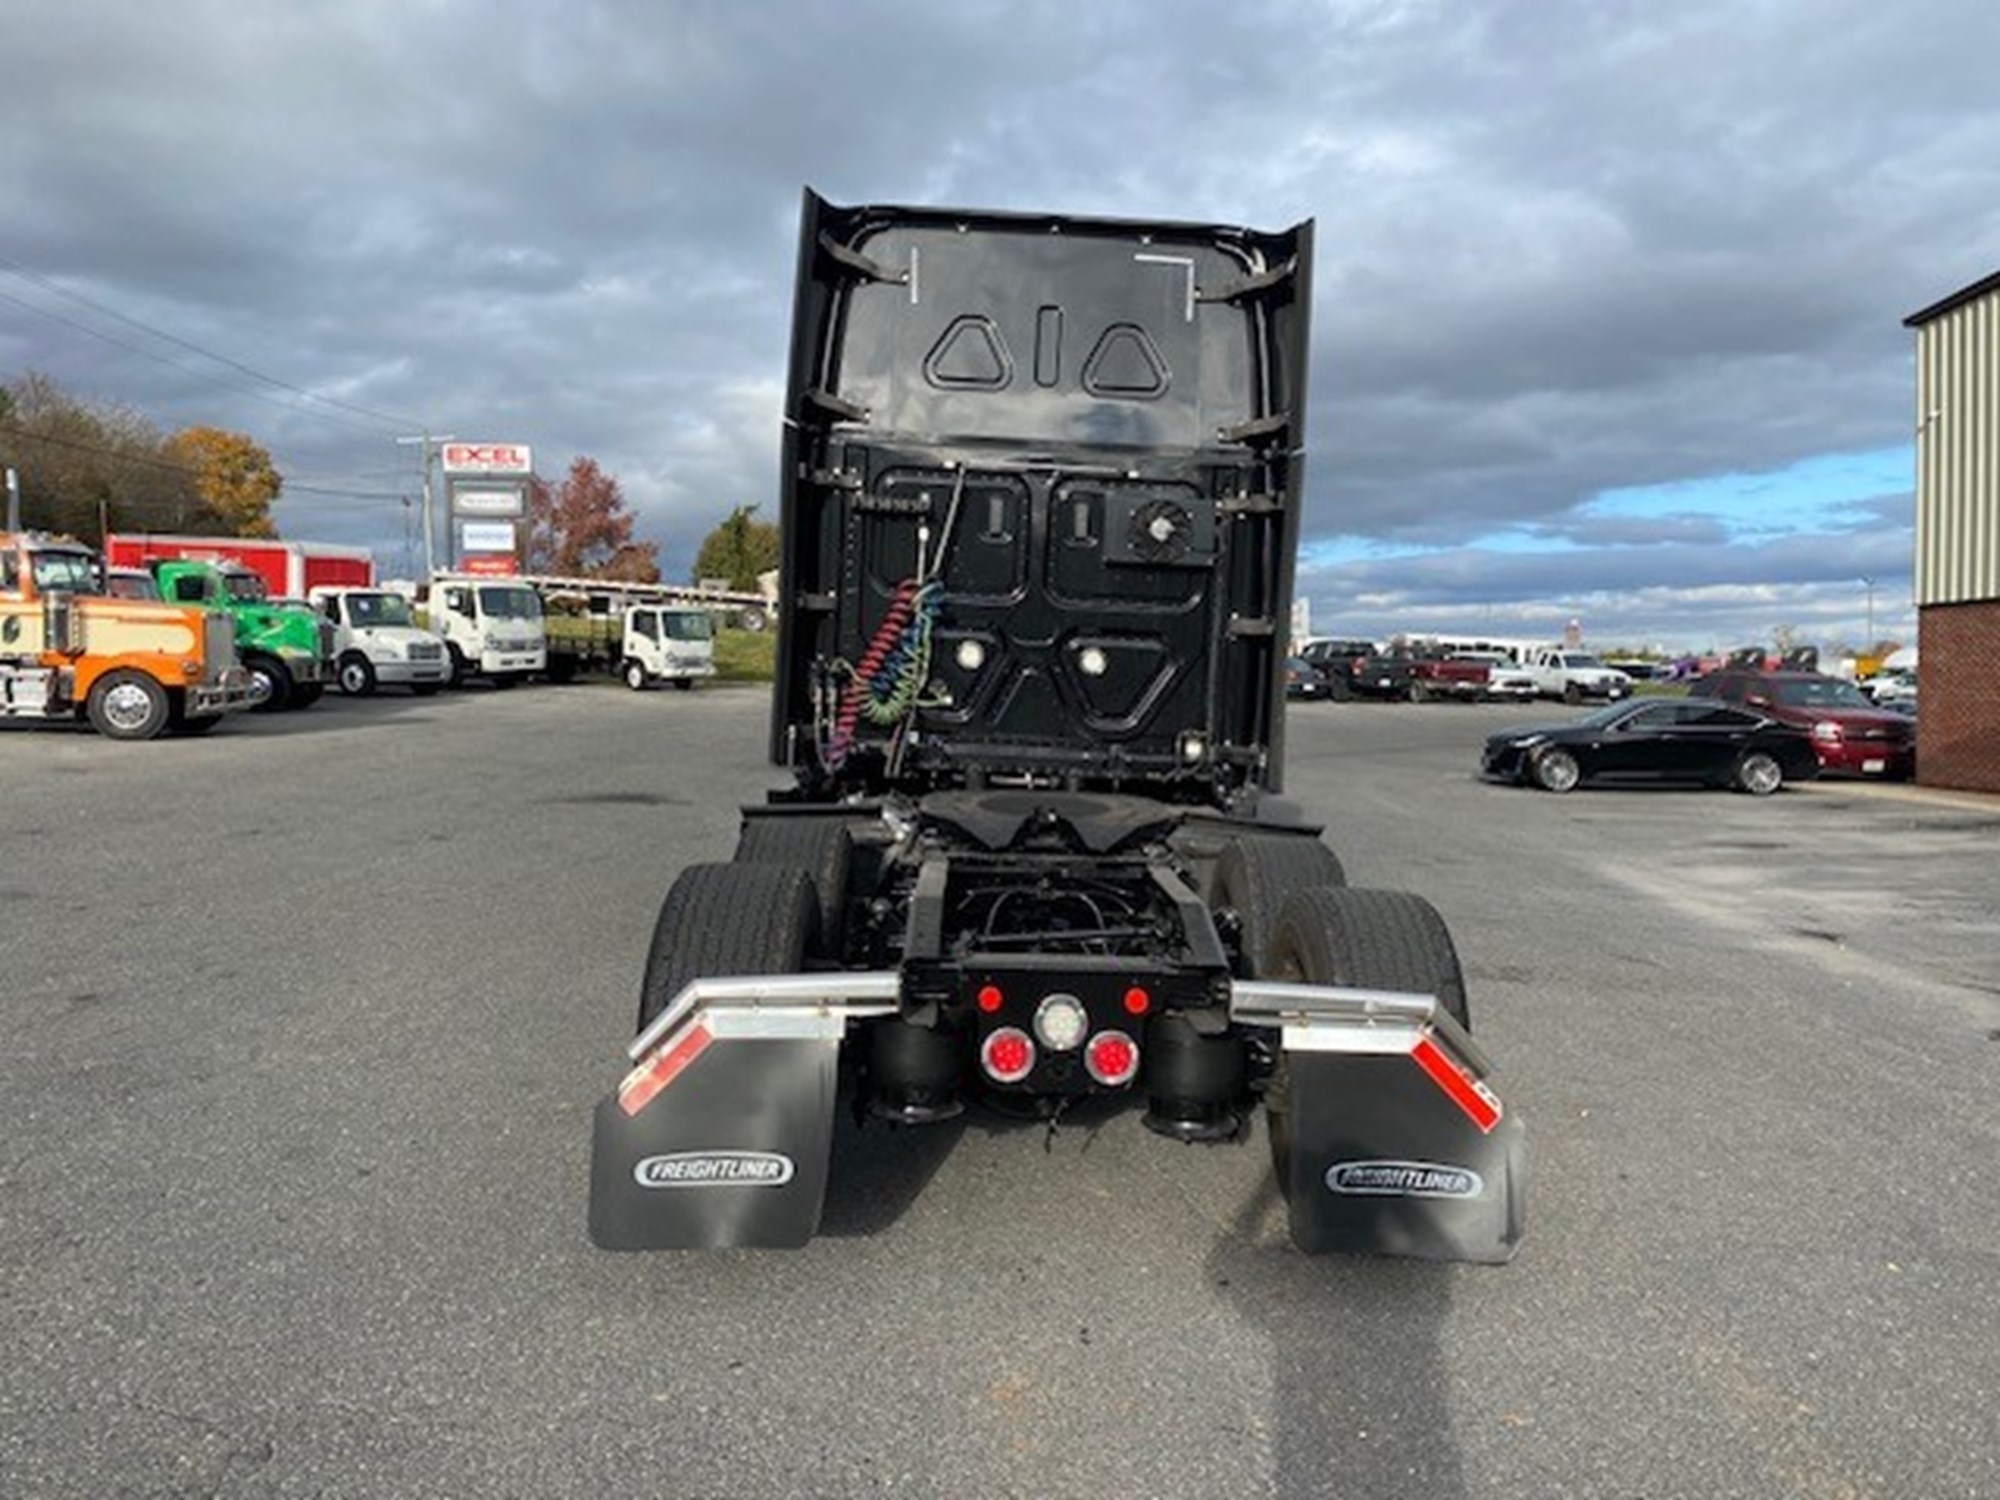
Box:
[589,191,1524,1263]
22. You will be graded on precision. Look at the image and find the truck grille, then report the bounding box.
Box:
[408,640,443,661]
[204,613,235,677]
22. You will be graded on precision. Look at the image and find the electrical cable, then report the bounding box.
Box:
[0,255,423,432]
[0,422,403,499]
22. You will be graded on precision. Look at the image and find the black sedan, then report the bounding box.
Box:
[1480,698,1821,795]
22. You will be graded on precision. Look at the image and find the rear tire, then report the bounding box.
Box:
[734,816,855,954]
[1734,750,1784,796]
[411,682,443,698]
[288,681,325,710]
[1262,887,1473,1187]
[1532,747,1581,793]
[637,863,816,1032]
[1563,682,1583,705]
[1215,832,1348,977]
[86,670,171,741]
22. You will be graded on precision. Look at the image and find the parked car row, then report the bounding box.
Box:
[1478,665,1917,795]
[1,529,723,743]
[1289,638,1634,705]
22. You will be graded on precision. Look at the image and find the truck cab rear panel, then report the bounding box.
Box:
[772,193,1312,806]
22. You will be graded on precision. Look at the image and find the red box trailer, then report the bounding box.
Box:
[105,535,375,599]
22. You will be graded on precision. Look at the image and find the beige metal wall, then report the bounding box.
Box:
[1913,287,2000,605]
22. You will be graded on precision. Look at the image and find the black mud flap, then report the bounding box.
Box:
[1234,979,1525,1265]
[1277,1036,1524,1265]
[588,1024,843,1251]
[588,973,899,1250]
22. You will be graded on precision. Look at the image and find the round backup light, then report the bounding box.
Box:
[981,1027,1036,1084]
[956,640,987,672]
[1078,646,1109,678]
[1122,986,1151,1017]
[976,983,1004,1014]
[1085,1030,1140,1087]
[1033,993,1089,1051]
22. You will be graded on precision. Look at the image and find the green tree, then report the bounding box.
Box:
[520,456,659,579]
[165,424,283,537]
[692,504,779,592]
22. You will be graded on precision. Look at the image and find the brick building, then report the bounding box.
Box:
[1904,272,2000,793]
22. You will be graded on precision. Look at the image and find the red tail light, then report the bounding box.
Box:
[976,983,1004,1014]
[1122,986,1151,1017]
[981,1027,1035,1083]
[1084,1030,1140,1087]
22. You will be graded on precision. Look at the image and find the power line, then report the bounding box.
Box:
[0,254,425,432]
[0,421,404,499]
[0,286,410,440]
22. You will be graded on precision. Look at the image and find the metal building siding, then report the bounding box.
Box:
[1914,288,2000,606]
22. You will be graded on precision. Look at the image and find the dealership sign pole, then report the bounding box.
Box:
[439,442,533,574]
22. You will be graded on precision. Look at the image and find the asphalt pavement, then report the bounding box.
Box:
[3,687,1996,1499]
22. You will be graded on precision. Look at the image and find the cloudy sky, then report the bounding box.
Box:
[4,0,1996,651]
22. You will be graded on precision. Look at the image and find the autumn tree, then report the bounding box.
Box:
[0,371,202,538]
[692,504,779,592]
[164,425,282,537]
[519,455,659,580]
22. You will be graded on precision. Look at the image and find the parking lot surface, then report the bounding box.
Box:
[4,689,1997,1498]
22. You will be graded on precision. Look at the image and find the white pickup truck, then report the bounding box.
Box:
[310,586,452,696]
[1523,646,1630,704]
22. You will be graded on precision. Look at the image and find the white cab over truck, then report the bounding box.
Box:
[310,587,451,696]
[421,575,548,687]
[1523,646,1630,704]
[620,604,717,691]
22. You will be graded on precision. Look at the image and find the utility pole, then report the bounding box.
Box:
[396,432,456,577]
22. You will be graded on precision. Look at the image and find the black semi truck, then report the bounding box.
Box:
[589,191,1524,1263]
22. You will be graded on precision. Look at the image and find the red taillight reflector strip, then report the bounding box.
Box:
[618,1021,713,1117]
[1409,1035,1501,1134]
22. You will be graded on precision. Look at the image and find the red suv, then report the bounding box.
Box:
[1687,670,1914,778]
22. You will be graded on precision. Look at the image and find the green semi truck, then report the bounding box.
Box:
[149,558,333,710]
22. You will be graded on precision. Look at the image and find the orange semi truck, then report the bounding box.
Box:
[0,531,252,739]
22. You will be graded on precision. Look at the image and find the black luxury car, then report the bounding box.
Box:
[1480,697,1821,794]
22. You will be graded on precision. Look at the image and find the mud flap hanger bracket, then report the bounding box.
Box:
[1229,978,1500,1126]
[628,971,902,1062]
